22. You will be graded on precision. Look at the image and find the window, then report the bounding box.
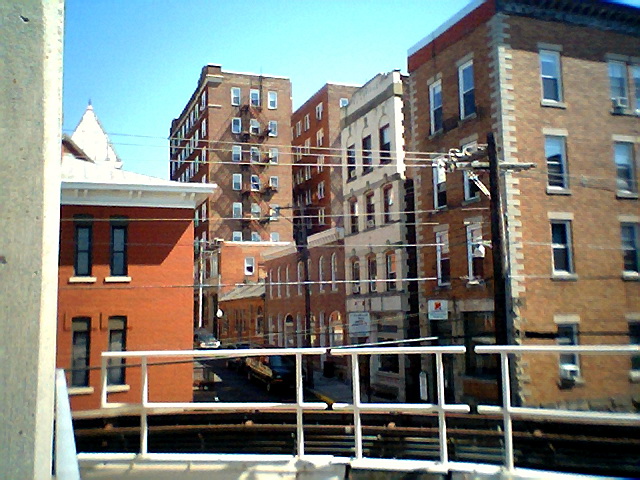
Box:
[269,148,279,164]
[297,261,303,295]
[349,199,359,234]
[331,253,338,291]
[276,268,282,297]
[463,171,481,201]
[232,173,242,191]
[433,157,447,208]
[317,155,324,172]
[318,207,325,225]
[269,204,279,220]
[250,89,260,107]
[614,142,637,194]
[201,119,207,137]
[621,223,639,274]
[385,251,397,291]
[383,185,393,223]
[351,259,360,294]
[305,190,312,205]
[466,223,484,281]
[269,176,279,189]
[285,266,290,297]
[551,221,574,274]
[379,125,391,163]
[245,257,255,275]
[231,87,240,106]
[316,129,324,147]
[347,145,356,180]
[200,91,207,110]
[545,136,568,189]
[339,98,349,108]
[304,114,310,131]
[317,181,325,199]
[232,145,242,162]
[609,61,628,108]
[540,50,562,102]
[110,219,127,276]
[250,119,260,135]
[365,192,375,228]
[630,322,640,372]
[304,164,312,180]
[367,255,377,292]
[232,231,242,241]
[557,323,580,378]
[378,338,400,373]
[458,60,476,118]
[270,232,280,242]
[250,146,260,163]
[429,80,443,134]
[107,316,126,385]
[232,202,242,219]
[464,312,497,378]
[268,120,278,137]
[71,317,90,387]
[362,135,372,174]
[318,257,325,292]
[304,138,310,154]
[251,203,261,219]
[436,231,451,286]
[231,117,241,134]
[296,121,301,137]
[250,174,260,191]
[633,65,640,111]
[74,217,92,277]
[251,232,260,242]
[268,91,277,109]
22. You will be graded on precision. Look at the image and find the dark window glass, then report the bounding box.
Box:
[379,125,391,163]
[110,221,128,276]
[362,135,372,174]
[107,317,126,385]
[74,223,92,276]
[71,318,90,387]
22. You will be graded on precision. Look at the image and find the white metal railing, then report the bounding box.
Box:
[475,344,640,471]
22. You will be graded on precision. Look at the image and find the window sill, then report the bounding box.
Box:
[630,370,640,383]
[68,386,94,396]
[460,112,477,123]
[557,376,585,388]
[546,186,572,195]
[622,271,639,281]
[551,273,578,281]
[611,108,639,117]
[540,100,567,109]
[428,129,443,140]
[104,276,132,283]
[107,384,131,393]
[347,176,357,183]
[462,196,481,206]
[68,276,97,284]
[616,191,638,200]
[436,283,451,291]
[466,279,485,288]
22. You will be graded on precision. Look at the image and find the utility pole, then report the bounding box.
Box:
[198,238,205,329]
[295,203,315,388]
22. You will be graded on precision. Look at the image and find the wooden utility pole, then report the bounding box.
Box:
[295,203,314,388]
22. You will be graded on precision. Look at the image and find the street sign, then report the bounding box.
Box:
[349,312,370,336]
[428,300,448,320]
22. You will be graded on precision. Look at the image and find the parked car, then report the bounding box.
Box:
[245,354,304,392]
[193,329,221,349]
[225,342,251,372]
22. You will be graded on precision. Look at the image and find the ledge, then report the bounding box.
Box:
[622,271,639,281]
[107,384,131,394]
[616,191,639,200]
[546,187,572,196]
[104,276,132,283]
[68,276,97,284]
[68,386,94,396]
[540,100,567,109]
[462,196,481,206]
[629,370,640,383]
[551,273,578,282]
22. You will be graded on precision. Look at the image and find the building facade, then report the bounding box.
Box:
[340,71,418,401]
[407,0,640,407]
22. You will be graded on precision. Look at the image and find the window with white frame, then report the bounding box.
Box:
[458,60,476,118]
[268,91,277,109]
[318,256,325,292]
[462,142,480,200]
[251,203,261,218]
[429,80,443,134]
[285,266,290,297]
[304,164,312,180]
[297,261,303,295]
[351,259,360,294]
[630,322,640,373]
[436,230,451,286]
[231,117,241,134]
[317,155,324,172]
[621,223,639,274]
[557,322,580,379]
[269,204,280,220]
[304,114,310,131]
[383,185,393,223]
[250,119,260,135]
[316,103,323,120]
[362,135,372,174]
[367,255,377,293]
[318,207,325,225]
[365,192,375,229]
[201,147,207,166]
[201,119,207,137]
[545,135,568,189]
[614,142,637,194]
[331,253,338,290]
[385,251,397,291]
[304,138,310,154]
[244,257,255,275]
[349,199,359,234]
[200,91,206,110]
[270,232,280,242]
[540,50,563,102]
[250,89,260,107]
[340,98,349,108]
[268,121,277,137]
[317,181,325,199]
[305,189,312,205]
[379,124,391,163]
[466,223,484,281]
[609,61,629,108]
[269,147,279,164]
[347,145,356,180]
[551,220,574,274]
[231,87,241,106]
[269,176,279,189]
[277,267,282,297]
[250,146,260,163]
[232,231,242,241]
[232,202,242,219]
[633,65,640,111]
[251,232,261,242]
[251,174,261,191]
[296,121,301,137]
[433,157,447,208]
[232,173,242,191]
[316,129,324,147]
[232,145,242,162]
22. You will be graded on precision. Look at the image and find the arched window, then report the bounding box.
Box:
[331,253,337,291]
[286,265,290,297]
[285,314,294,347]
[277,267,282,298]
[367,254,377,293]
[318,256,325,292]
[296,313,302,347]
[269,269,273,298]
[329,311,343,347]
[297,261,303,295]
[385,251,397,291]
[351,258,361,295]
[319,311,326,346]
[256,307,264,336]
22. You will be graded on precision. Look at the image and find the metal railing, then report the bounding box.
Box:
[74,344,640,476]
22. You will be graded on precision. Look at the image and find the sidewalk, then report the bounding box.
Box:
[307,372,388,406]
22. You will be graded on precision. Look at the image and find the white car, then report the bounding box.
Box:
[194,330,221,349]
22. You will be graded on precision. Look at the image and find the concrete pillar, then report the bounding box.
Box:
[0,1,64,478]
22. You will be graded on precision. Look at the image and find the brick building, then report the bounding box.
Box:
[407,0,639,407]
[218,283,265,346]
[340,71,419,401]
[58,130,213,412]
[169,65,294,334]
[291,83,360,235]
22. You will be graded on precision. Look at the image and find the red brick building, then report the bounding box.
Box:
[58,135,213,412]
[407,0,639,407]
[218,283,265,346]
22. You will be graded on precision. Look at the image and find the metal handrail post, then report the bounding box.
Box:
[295,352,304,457]
[351,352,363,459]
[140,357,149,456]
[501,352,514,471]
[100,356,108,408]
[435,352,448,465]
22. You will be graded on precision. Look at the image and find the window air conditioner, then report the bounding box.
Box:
[559,363,579,382]
[352,284,360,294]
[366,219,375,229]
[611,98,627,112]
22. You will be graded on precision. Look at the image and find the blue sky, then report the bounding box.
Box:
[63,0,639,180]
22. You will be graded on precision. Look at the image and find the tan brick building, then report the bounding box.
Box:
[407,0,639,407]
